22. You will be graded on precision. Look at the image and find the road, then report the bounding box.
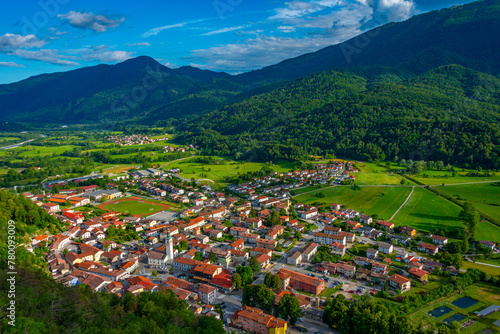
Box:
[389,186,415,221]
[160,154,195,169]
[0,138,35,150]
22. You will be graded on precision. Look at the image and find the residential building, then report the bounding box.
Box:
[378,243,394,255]
[417,243,439,255]
[197,284,217,304]
[389,274,411,293]
[277,268,325,295]
[232,306,287,334]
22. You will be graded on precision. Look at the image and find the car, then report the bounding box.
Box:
[349,290,355,293]
[293,326,308,332]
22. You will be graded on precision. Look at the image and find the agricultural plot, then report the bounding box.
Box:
[412,170,500,185]
[295,186,412,220]
[439,183,500,224]
[391,187,464,234]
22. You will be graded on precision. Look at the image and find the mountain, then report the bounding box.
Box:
[181,64,500,168]
[236,0,500,85]
[0,56,239,123]
[0,0,499,127]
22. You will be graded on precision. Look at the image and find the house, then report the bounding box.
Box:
[408,267,429,282]
[255,254,271,270]
[335,263,356,278]
[417,243,439,255]
[322,226,341,235]
[313,232,346,245]
[479,240,497,250]
[331,242,345,256]
[232,306,287,334]
[229,238,245,250]
[256,238,276,250]
[197,284,217,304]
[287,251,302,266]
[277,268,325,295]
[301,242,318,262]
[423,260,445,273]
[366,248,379,259]
[359,214,372,225]
[338,231,356,243]
[191,263,222,282]
[301,209,318,220]
[431,234,448,246]
[173,257,202,272]
[206,229,222,240]
[372,262,388,275]
[400,226,416,237]
[389,274,411,293]
[377,221,394,231]
[42,202,59,213]
[32,234,50,246]
[378,243,394,255]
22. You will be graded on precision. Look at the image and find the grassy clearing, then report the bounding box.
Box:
[319,286,340,298]
[462,262,500,278]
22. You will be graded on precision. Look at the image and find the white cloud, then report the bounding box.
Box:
[58,11,124,33]
[191,35,338,72]
[142,20,203,38]
[11,49,79,66]
[0,61,25,68]
[125,42,151,47]
[270,0,340,20]
[0,34,47,52]
[277,26,297,32]
[202,26,247,36]
[66,46,134,63]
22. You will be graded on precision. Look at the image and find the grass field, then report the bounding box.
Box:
[412,170,500,185]
[462,262,500,278]
[391,187,464,234]
[295,186,413,220]
[439,183,500,224]
[100,198,168,217]
[165,158,299,188]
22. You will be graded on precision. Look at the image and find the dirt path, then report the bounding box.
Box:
[389,186,415,221]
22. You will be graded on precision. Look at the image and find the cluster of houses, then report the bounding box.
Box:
[107,134,167,146]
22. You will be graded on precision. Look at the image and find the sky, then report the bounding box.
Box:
[0,0,478,84]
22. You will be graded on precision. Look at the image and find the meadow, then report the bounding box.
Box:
[295,185,413,220]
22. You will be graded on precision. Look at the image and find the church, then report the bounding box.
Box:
[147,229,176,267]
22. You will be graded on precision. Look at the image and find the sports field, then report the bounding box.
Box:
[407,283,500,334]
[100,197,169,217]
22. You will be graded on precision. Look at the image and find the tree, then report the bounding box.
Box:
[195,251,203,261]
[209,251,216,263]
[451,254,463,269]
[232,273,243,290]
[275,243,283,252]
[264,272,273,287]
[437,161,444,170]
[278,294,302,325]
[65,199,71,207]
[459,201,480,240]
[152,270,158,277]
[179,240,188,251]
[250,257,261,272]
[272,274,281,290]
[295,231,302,240]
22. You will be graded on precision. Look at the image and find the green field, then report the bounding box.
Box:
[412,170,500,185]
[392,187,464,233]
[439,183,500,222]
[165,158,299,188]
[101,199,166,216]
[295,186,413,220]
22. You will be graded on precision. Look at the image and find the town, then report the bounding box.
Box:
[22,160,500,334]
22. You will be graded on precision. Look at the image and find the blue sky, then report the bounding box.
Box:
[0,0,477,84]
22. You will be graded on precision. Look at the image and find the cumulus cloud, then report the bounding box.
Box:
[191,0,417,72]
[58,11,124,33]
[0,61,25,68]
[0,34,47,52]
[66,46,134,63]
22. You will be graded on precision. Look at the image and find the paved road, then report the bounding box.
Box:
[160,155,195,169]
[389,186,415,221]
[0,138,35,150]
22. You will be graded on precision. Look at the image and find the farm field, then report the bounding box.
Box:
[100,197,170,217]
[295,186,413,220]
[439,183,500,222]
[355,172,405,185]
[166,158,299,188]
[412,170,500,185]
[391,187,464,234]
